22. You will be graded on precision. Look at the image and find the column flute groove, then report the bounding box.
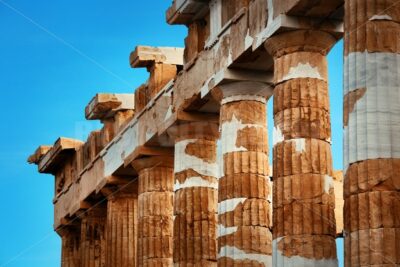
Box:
[105,188,138,267]
[131,156,175,267]
[343,0,400,266]
[265,30,338,267]
[80,205,107,267]
[216,81,273,267]
[168,121,219,267]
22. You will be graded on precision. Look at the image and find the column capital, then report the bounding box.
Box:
[264,30,337,58]
[79,204,107,219]
[167,121,219,141]
[56,225,81,238]
[131,155,174,173]
[213,81,273,105]
[106,184,138,201]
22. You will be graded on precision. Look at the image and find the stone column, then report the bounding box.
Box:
[216,82,273,266]
[80,205,107,267]
[265,30,338,267]
[105,189,138,267]
[60,227,80,267]
[131,156,174,267]
[168,122,219,266]
[343,1,400,266]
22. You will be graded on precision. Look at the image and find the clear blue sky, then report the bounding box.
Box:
[0,1,343,266]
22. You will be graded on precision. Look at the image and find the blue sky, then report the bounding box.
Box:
[0,1,343,266]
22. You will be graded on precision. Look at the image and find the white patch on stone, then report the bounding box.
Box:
[164,105,173,122]
[221,114,263,154]
[267,0,274,24]
[218,246,272,266]
[267,181,273,203]
[273,126,284,146]
[273,238,338,267]
[344,52,400,93]
[175,139,218,177]
[344,52,400,169]
[209,0,222,43]
[254,15,281,49]
[291,138,306,153]
[145,129,154,142]
[227,50,233,65]
[103,123,138,177]
[281,63,323,82]
[217,224,238,238]
[217,139,224,179]
[245,29,254,49]
[200,75,214,98]
[369,14,393,21]
[174,176,218,192]
[324,175,334,194]
[218,198,247,215]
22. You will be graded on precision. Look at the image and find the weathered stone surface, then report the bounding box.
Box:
[170,122,219,266]
[218,95,272,267]
[266,29,338,267]
[60,227,80,267]
[80,206,107,267]
[105,192,138,267]
[132,157,175,267]
[344,1,400,265]
[28,1,356,266]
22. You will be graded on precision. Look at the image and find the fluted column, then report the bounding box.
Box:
[216,82,273,266]
[80,205,107,267]
[265,30,338,267]
[105,188,138,267]
[131,156,174,267]
[168,121,219,266]
[60,227,80,267]
[343,1,400,266]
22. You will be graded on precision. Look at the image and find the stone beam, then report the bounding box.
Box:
[129,46,184,68]
[166,0,209,25]
[36,138,83,174]
[272,0,344,19]
[27,145,52,165]
[85,93,135,121]
[253,14,343,50]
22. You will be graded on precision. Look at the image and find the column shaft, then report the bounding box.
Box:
[343,1,400,266]
[61,228,80,267]
[170,122,219,266]
[80,206,107,267]
[105,192,138,267]
[265,30,338,267]
[218,94,273,266]
[133,157,174,267]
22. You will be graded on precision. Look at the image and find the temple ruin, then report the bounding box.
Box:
[28,0,400,266]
